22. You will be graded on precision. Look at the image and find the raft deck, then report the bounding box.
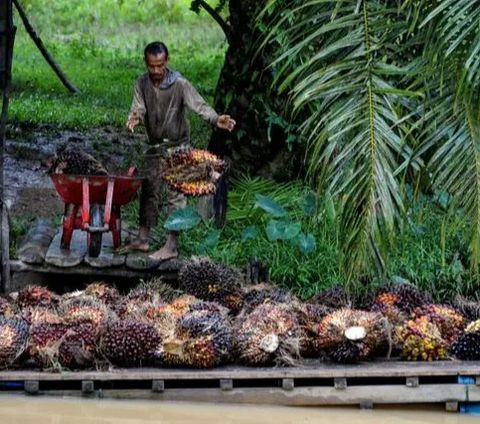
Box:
[10,219,184,285]
[0,361,479,410]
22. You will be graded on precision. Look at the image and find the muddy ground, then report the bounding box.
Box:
[5,122,145,221]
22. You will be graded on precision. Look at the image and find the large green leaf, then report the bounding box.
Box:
[266,220,301,241]
[299,233,316,254]
[254,194,287,217]
[164,207,201,231]
[242,226,258,241]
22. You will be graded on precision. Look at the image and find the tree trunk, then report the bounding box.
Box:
[208,0,290,178]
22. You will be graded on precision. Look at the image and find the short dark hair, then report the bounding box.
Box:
[144,41,169,59]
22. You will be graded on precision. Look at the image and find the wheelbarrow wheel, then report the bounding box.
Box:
[88,204,103,258]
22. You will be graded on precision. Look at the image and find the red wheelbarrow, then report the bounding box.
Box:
[50,167,143,258]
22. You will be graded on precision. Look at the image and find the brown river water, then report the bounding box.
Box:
[0,397,478,424]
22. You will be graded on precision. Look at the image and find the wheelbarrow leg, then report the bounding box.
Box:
[61,203,78,249]
[110,206,121,248]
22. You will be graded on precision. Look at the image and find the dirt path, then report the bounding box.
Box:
[4,123,144,220]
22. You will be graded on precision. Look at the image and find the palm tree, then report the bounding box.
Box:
[261,0,480,283]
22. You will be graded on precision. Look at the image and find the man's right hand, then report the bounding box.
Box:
[127,110,141,132]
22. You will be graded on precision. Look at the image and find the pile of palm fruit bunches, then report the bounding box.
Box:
[1,257,480,371]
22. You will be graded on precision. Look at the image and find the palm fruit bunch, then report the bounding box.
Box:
[386,282,429,310]
[308,286,348,309]
[84,282,120,305]
[162,146,226,196]
[46,145,108,176]
[57,324,98,369]
[0,317,29,368]
[0,297,17,317]
[297,303,333,357]
[59,297,116,337]
[16,285,58,309]
[317,309,385,363]
[22,307,62,326]
[395,316,447,361]
[179,258,244,313]
[28,322,71,367]
[235,304,301,366]
[465,320,480,333]
[451,330,480,360]
[453,295,480,322]
[371,293,410,326]
[102,320,161,367]
[450,318,480,360]
[188,300,229,316]
[117,280,174,319]
[162,309,233,368]
[412,304,466,343]
[241,284,295,315]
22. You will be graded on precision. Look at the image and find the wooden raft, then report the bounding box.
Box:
[11,219,184,281]
[0,361,479,410]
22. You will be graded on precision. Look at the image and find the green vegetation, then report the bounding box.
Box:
[7,0,480,302]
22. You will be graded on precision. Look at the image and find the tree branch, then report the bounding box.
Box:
[196,0,232,44]
[13,0,81,94]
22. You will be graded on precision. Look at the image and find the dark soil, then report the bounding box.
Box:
[5,122,145,220]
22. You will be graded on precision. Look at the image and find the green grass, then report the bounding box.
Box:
[10,0,226,146]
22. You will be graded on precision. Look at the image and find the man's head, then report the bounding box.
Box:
[144,41,169,84]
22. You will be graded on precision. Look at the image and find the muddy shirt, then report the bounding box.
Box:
[129,70,219,145]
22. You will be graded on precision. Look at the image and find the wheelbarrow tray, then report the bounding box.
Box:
[51,174,143,205]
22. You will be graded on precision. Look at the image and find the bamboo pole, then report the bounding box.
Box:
[12,0,80,95]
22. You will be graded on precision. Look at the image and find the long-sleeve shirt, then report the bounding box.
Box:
[129,70,219,145]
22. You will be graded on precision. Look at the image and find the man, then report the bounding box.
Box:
[121,41,235,260]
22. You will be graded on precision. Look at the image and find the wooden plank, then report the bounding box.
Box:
[1,361,480,381]
[13,384,476,406]
[45,231,86,268]
[84,233,125,268]
[10,261,167,279]
[125,252,161,271]
[16,219,56,264]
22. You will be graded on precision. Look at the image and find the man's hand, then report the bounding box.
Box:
[127,110,141,132]
[216,115,236,132]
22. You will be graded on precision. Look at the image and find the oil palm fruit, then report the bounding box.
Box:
[46,145,108,176]
[162,310,233,368]
[318,309,385,363]
[162,146,226,196]
[0,297,17,318]
[16,286,57,309]
[453,295,480,322]
[117,280,174,319]
[451,331,480,360]
[297,303,333,357]
[22,307,62,325]
[103,320,160,367]
[57,323,97,369]
[84,282,120,305]
[0,317,29,368]
[465,320,480,333]
[235,304,300,366]
[28,322,71,367]
[179,258,244,313]
[395,316,447,361]
[413,304,466,343]
[308,286,347,309]
[241,284,295,315]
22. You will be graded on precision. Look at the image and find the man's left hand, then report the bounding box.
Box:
[217,115,236,132]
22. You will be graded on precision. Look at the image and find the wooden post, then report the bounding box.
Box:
[0,0,15,294]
